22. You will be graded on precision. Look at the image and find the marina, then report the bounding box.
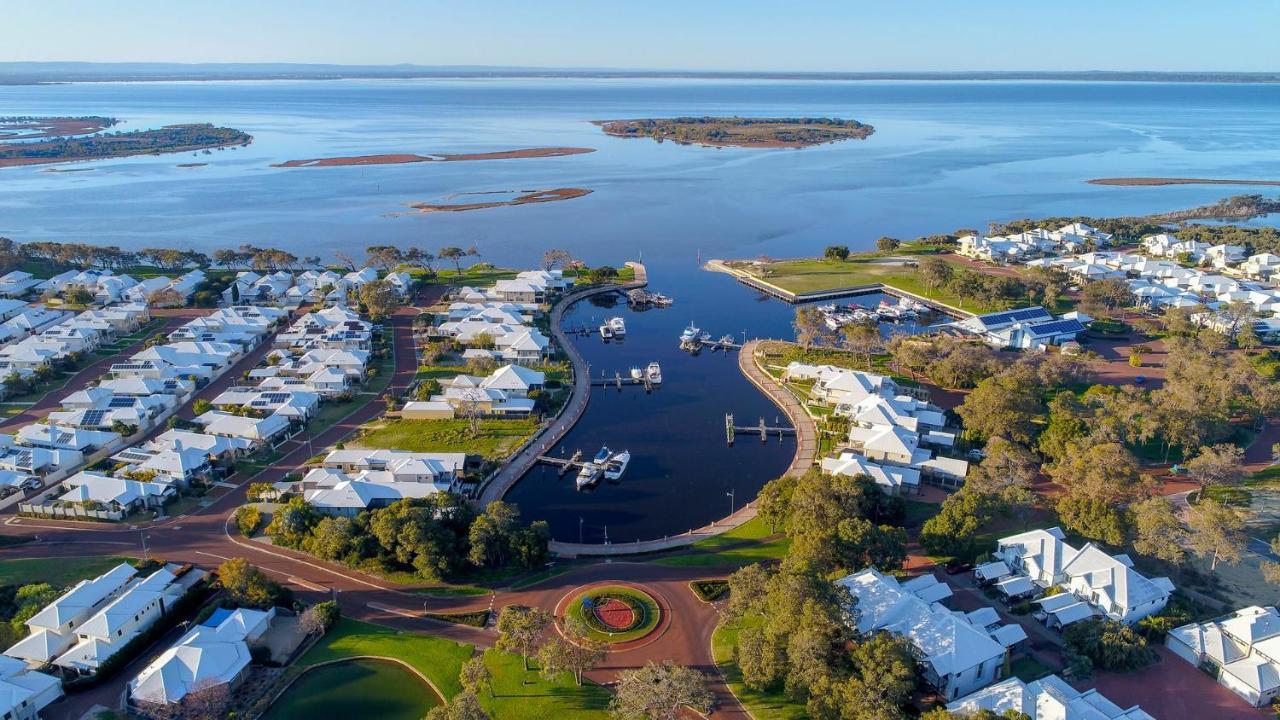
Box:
[588,362,662,389]
[725,413,797,444]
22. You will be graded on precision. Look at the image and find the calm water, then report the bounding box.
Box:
[3,78,1279,539]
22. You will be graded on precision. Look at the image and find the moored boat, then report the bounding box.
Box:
[604,450,631,480]
[646,362,662,384]
[607,317,627,336]
[599,323,614,339]
[575,462,602,490]
[679,323,701,344]
[630,367,644,380]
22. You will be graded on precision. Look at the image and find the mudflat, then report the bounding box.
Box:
[408,187,592,213]
[273,146,594,167]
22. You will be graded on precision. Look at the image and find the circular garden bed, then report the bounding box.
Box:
[564,585,662,644]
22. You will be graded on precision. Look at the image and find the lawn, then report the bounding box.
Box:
[296,618,608,720]
[712,616,808,720]
[354,418,539,461]
[0,555,135,588]
[1009,653,1056,682]
[564,585,662,643]
[743,257,1006,313]
[651,517,791,568]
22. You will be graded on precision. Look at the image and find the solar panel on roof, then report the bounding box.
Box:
[260,393,290,403]
[979,307,1052,327]
[54,431,75,445]
[107,397,136,408]
[1027,319,1085,336]
[82,409,109,426]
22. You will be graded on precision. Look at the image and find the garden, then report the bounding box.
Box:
[564,585,662,644]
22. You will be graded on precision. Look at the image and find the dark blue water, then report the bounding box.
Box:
[3,78,1279,539]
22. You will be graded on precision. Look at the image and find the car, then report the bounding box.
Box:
[944,559,973,575]
[20,478,41,492]
[967,448,986,461]
[1134,375,1146,384]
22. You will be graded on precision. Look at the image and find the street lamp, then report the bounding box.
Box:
[726,489,735,517]
[140,530,151,562]
[579,516,584,544]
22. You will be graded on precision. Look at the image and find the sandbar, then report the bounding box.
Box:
[273,146,594,168]
[1088,177,1280,187]
[408,188,591,213]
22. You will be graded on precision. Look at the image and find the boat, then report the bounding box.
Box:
[592,445,612,465]
[718,334,735,345]
[575,462,602,490]
[646,362,662,384]
[651,293,674,307]
[679,323,701,344]
[698,331,712,342]
[604,450,631,480]
[607,317,627,336]
[630,367,644,380]
[599,323,614,339]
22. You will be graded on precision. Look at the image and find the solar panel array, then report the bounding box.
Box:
[1026,319,1085,336]
[979,307,1052,327]
[108,397,137,408]
[82,409,109,426]
[116,449,154,463]
[259,393,291,404]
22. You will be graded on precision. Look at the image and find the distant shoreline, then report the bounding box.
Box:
[1089,177,1280,187]
[3,65,1280,85]
[272,147,594,167]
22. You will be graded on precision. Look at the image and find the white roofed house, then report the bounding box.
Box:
[302,470,441,517]
[321,449,466,492]
[821,452,921,495]
[16,423,120,453]
[5,562,138,666]
[0,654,63,720]
[129,606,275,707]
[53,566,192,676]
[492,278,545,303]
[1206,244,1247,269]
[293,348,370,380]
[836,568,1024,700]
[1241,253,1280,281]
[192,411,291,448]
[1167,605,1280,708]
[50,471,173,519]
[0,270,40,298]
[144,429,253,462]
[495,329,552,364]
[947,673,1154,720]
[122,276,173,305]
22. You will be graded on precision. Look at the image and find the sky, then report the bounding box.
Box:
[4,0,1279,72]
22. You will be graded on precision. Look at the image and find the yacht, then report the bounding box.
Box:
[592,446,612,465]
[718,334,735,345]
[646,362,662,384]
[604,450,631,481]
[630,367,644,380]
[598,322,614,339]
[607,317,627,336]
[679,323,701,344]
[575,462,602,490]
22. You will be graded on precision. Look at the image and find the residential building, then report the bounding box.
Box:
[946,673,1154,719]
[129,607,274,707]
[0,655,62,720]
[5,563,138,664]
[1167,605,1280,708]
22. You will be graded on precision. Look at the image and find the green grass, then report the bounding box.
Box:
[480,648,610,720]
[1010,654,1056,682]
[1249,465,1280,487]
[264,657,440,720]
[651,516,791,568]
[903,499,941,528]
[300,618,473,699]
[355,418,538,461]
[712,616,808,720]
[412,584,491,598]
[564,585,662,643]
[0,555,136,588]
[745,257,1005,313]
[1201,484,1253,507]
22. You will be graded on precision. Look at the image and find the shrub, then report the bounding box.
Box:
[689,580,729,603]
[1063,619,1156,672]
[235,505,262,536]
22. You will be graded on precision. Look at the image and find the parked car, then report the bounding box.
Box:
[1134,375,1146,385]
[944,559,973,575]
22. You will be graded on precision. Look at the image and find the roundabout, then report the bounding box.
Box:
[560,582,664,645]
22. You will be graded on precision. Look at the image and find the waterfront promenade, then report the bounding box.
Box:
[477,262,647,505]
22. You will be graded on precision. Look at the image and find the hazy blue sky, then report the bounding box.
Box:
[5,0,1278,71]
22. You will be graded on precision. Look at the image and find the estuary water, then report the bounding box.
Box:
[2,78,1279,540]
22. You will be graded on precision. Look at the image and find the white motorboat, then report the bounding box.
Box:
[607,317,627,336]
[575,462,602,490]
[698,331,712,342]
[646,362,662,384]
[599,323,614,339]
[718,334,735,345]
[679,323,701,344]
[604,450,631,481]
[630,367,644,380]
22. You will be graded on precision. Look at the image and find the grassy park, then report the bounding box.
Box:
[354,417,539,461]
[0,555,135,588]
[651,517,791,568]
[712,616,807,720]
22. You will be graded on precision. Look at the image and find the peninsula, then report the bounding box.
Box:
[273,146,594,167]
[594,116,874,148]
[0,115,117,140]
[1089,177,1280,187]
[408,187,592,213]
[0,121,251,167]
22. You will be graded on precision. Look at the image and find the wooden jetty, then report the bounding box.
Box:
[590,371,658,390]
[535,449,585,476]
[725,413,796,445]
[682,337,743,353]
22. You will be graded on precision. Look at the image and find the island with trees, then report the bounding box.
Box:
[594,116,875,148]
[0,120,251,167]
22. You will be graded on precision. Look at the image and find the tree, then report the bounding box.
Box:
[218,558,284,609]
[1185,444,1247,488]
[192,398,213,416]
[358,279,401,321]
[955,364,1044,444]
[823,245,850,261]
[918,256,954,294]
[1063,619,1154,671]
[495,605,552,671]
[875,236,901,253]
[365,245,405,271]
[1056,495,1127,546]
[1186,499,1246,570]
[837,633,917,720]
[234,505,262,536]
[609,661,714,720]
[793,306,836,349]
[587,266,619,284]
[426,691,489,720]
[147,287,184,308]
[964,436,1037,509]
[1128,345,1149,368]
[63,285,93,306]
[1130,497,1188,566]
[298,601,340,635]
[725,563,771,621]
[920,490,990,558]
[840,320,881,370]
[178,678,233,719]
[541,249,575,271]
[460,655,492,697]
[539,631,607,686]
[439,246,466,275]
[415,378,442,401]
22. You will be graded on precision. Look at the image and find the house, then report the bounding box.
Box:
[129,606,274,707]
[16,424,120,453]
[53,566,192,675]
[294,349,370,379]
[0,440,83,479]
[821,452,920,495]
[958,306,1085,349]
[304,476,440,516]
[1167,606,1280,708]
[55,472,173,514]
[0,655,62,720]
[192,411,291,447]
[995,528,1173,625]
[494,329,552,363]
[143,429,253,462]
[0,271,40,298]
[1242,253,1280,281]
[5,562,138,664]
[400,401,455,420]
[947,673,1153,719]
[1206,244,1247,269]
[321,449,466,491]
[836,568,1024,700]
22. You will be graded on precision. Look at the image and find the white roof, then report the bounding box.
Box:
[129,607,273,705]
[22,562,137,632]
[948,674,1154,720]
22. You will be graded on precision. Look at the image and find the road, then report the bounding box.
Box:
[0,280,750,719]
